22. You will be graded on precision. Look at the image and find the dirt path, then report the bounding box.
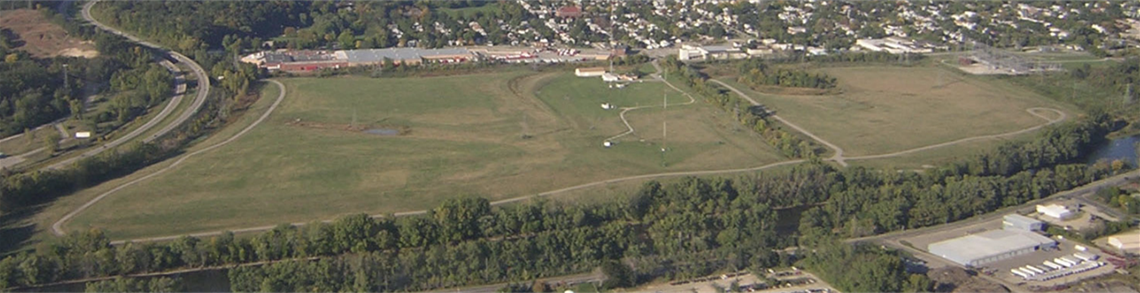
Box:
[605,61,697,142]
[53,80,288,237]
[64,62,1071,244]
[710,79,1068,166]
[846,107,1066,161]
[709,79,848,166]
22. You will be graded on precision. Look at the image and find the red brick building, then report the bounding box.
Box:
[556,6,582,18]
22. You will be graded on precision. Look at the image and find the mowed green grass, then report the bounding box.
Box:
[65,70,785,239]
[716,66,1078,157]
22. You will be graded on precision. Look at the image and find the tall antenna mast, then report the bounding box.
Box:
[62,64,69,90]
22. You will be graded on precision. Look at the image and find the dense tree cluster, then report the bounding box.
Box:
[661,57,819,158]
[802,242,933,293]
[0,142,164,214]
[1093,186,1140,215]
[84,277,181,292]
[91,1,552,52]
[0,6,174,136]
[736,59,836,89]
[0,108,1123,292]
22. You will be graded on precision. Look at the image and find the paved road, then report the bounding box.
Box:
[844,169,1140,293]
[46,60,186,170]
[420,272,604,293]
[0,118,71,169]
[54,80,287,237]
[44,0,212,171]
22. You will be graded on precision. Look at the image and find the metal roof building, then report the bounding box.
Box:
[1107,231,1140,255]
[1036,204,1073,220]
[1003,214,1045,232]
[337,48,472,64]
[928,230,1057,267]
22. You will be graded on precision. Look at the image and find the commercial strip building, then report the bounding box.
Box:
[928,229,1058,267]
[242,46,616,72]
[241,48,476,72]
[853,37,940,54]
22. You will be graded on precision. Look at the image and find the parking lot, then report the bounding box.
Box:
[894,212,1122,290]
[980,238,1118,288]
[639,270,836,293]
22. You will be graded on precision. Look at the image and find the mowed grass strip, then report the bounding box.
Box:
[718,66,1077,157]
[66,70,785,239]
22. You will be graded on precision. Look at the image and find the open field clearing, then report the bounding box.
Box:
[715,66,1078,157]
[0,9,98,58]
[62,70,784,239]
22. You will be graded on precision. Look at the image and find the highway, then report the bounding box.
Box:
[43,0,211,171]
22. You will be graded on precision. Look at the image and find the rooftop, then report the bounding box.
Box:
[1003,214,1043,227]
[928,230,1056,264]
[338,48,471,63]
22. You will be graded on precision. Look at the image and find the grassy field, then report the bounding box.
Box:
[714,65,1078,159]
[0,126,56,155]
[61,70,785,239]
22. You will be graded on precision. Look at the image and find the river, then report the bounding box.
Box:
[1086,134,1140,166]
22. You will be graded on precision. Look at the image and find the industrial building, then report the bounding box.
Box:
[241,48,476,72]
[575,67,606,77]
[1003,214,1045,232]
[678,45,748,61]
[928,230,1058,267]
[1036,204,1074,220]
[1107,231,1140,255]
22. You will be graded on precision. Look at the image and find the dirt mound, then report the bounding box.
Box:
[0,9,98,58]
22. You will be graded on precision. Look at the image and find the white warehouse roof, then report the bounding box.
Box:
[1037,204,1073,219]
[929,230,1057,266]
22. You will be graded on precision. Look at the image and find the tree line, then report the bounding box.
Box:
[736,58,837,90]
[0,106,1126,292]
[661,56,820,158]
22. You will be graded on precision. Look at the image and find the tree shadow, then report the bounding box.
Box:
[0,203,46,256]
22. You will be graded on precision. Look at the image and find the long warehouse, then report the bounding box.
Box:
[928,229,1057,267]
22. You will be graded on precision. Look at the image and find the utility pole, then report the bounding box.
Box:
[661,78,668,168]
[62,64,69,90]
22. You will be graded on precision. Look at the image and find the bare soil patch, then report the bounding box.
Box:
[0,9,97,58]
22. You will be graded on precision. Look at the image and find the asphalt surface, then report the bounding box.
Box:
[45,60,186,170]
[42,0,212,171]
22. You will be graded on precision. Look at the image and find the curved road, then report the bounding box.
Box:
[54,80,286,237]
[45,0,212,170]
